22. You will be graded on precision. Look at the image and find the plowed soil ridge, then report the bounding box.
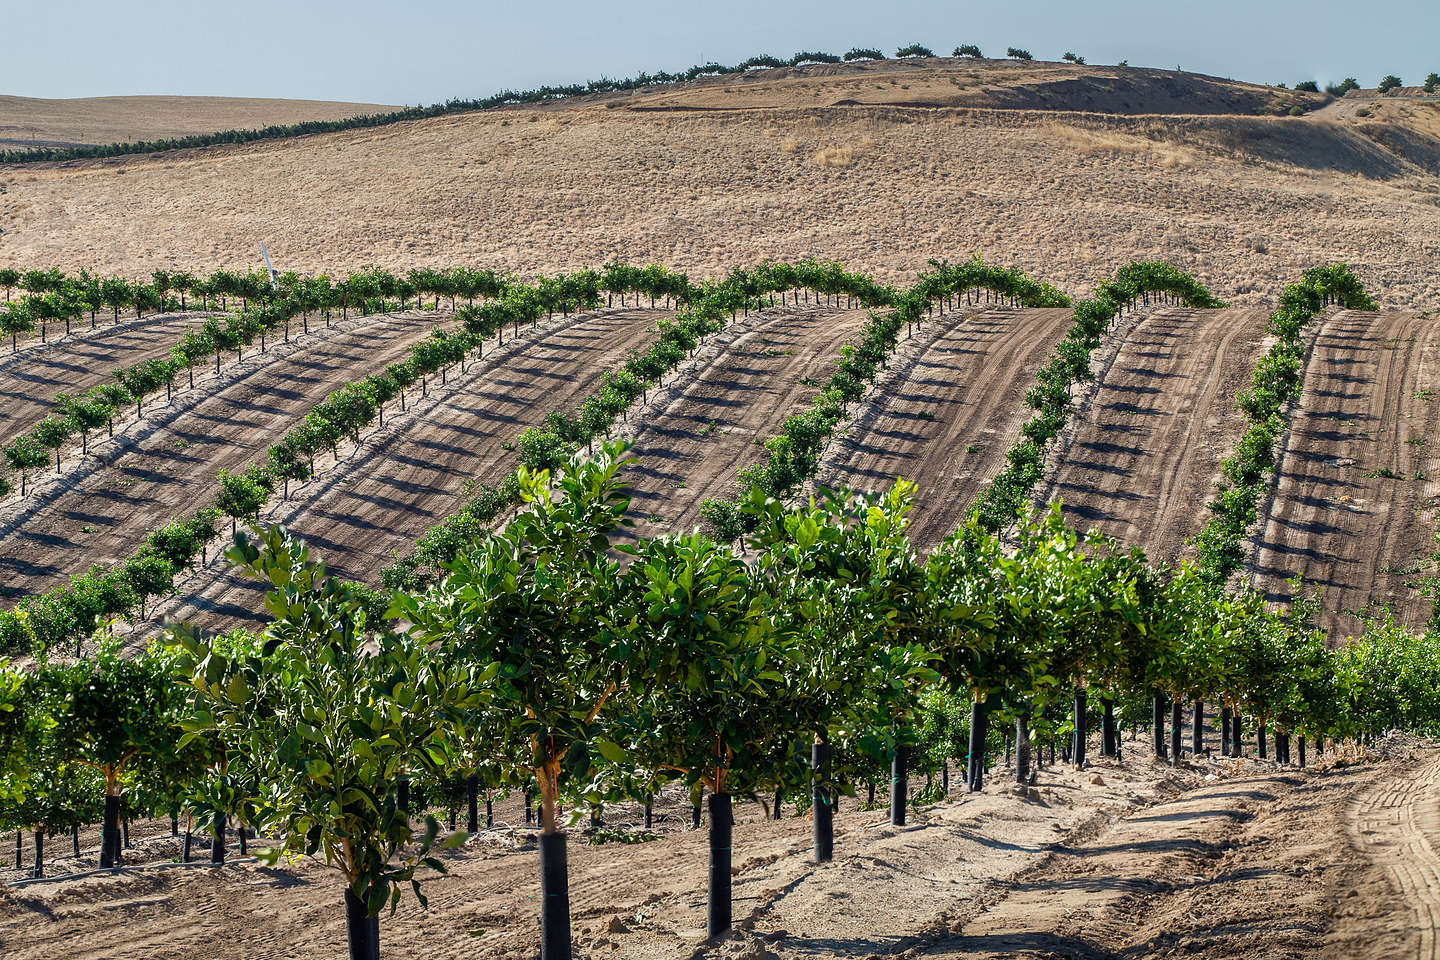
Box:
[1249,310,1440,635]
[616,303,871,542]
[811,307,1074,551]
[1037,307,1271,564]
[148,308,669,634]
[0,310,439,602]
[0,311,226,437]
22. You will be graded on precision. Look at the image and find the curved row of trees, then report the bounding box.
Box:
[380,258,903,590]
[0,268,621,658]
[3,441,1437,958]
[701,256,1071,540]
[1192,265,1375,585]
[968,261,1226,532]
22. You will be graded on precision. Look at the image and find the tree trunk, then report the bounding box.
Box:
[812,741,833,862]
[344,885,381,960]
[31,828,43,878]
[211,812,226,865]
[1016,712,1032,784]
[1170,698,1183,766]
[100,794,121,868]
[1073,688,1088,769]
[968,697,989,791]
[1101,698,1117,757]
[182,830,192,863]
[1193,701,1204,756]
[707,791,733,941]
[1152,693,1167,759]
[890,745,908,826]
[1257,722,1268,760]
[538,831,571,960]
[1231,711,1243,756]
[466,774,478,833]
[1220,706,1232,756]
[1298,735,1307,768]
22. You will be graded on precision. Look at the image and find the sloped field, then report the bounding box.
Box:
[1252,309,1440,635]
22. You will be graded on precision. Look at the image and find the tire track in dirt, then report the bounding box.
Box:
[0,311,222,437]
[616,304,872,542]
[811,307,1074,552]
[1249,310,1440,635]
[1036,307,1270,564]
[0,311,438,603]
[1348,751,1440,960]
[153,308,669,633]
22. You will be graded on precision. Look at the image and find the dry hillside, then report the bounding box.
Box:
[0,58,1437,307]
[0,95,400,149]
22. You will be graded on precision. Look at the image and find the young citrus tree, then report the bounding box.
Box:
[172,526,491,960]
[399,442,637,960]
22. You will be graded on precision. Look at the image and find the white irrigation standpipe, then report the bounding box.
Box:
[260,242,278,292]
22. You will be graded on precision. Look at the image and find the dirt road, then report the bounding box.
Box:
[2,745,1427,960]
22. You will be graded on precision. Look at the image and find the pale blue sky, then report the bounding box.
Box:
[4,0,1436,103]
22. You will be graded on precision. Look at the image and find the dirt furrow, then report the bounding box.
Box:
[152,308,668,633]
[811,307,1074,552]
[1038,307,1270,564]
[617,304,872,542]
[1249,310,1440,635]
[0,311,224,437]
[0,311,438,603]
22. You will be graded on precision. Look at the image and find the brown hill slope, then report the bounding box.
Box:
[0,60,1436,307]
[0,94,400,148]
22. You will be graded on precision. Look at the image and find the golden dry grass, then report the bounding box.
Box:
[0,95,401,148]
[0,61,1436,308]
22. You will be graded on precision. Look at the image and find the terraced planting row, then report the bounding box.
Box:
[1252,309,1440,635]
[1038,306,1272,565]
[0,309,438,602]
[0,311,221,436]
[153,307,670,633]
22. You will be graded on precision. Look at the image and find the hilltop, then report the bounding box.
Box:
[0,94,400,149]
[1,57,1437,306]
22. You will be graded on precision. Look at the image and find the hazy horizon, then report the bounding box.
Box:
[3,0,1436,105]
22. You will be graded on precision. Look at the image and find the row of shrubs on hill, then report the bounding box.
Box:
[0,44,1081,165]
[1283,73,1439,96]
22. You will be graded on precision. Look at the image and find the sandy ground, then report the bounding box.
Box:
[811,305,1075,551]
[1038,306,1272,565]
[0,309,441,601]
[1250,309,1440,635]
[1,736,1430,960]
[1,65,1437,309]
[616,302,871,543]
[0,95,400,148]
[148,307,670,634]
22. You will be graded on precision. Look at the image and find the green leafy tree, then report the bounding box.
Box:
[172,528,490,960]
[1378,75,1402,93]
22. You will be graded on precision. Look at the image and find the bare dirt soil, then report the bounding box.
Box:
[1038,306,1272,565]
[0,95,399,148]
[3,62,1437,307]
[1250,310,1440,636]
[0,310,441,602]
[151,308,669,633]
[812,306,1075,551]
[1,743,1428,960]
[616,303,871,543]
[0,311,218,437]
